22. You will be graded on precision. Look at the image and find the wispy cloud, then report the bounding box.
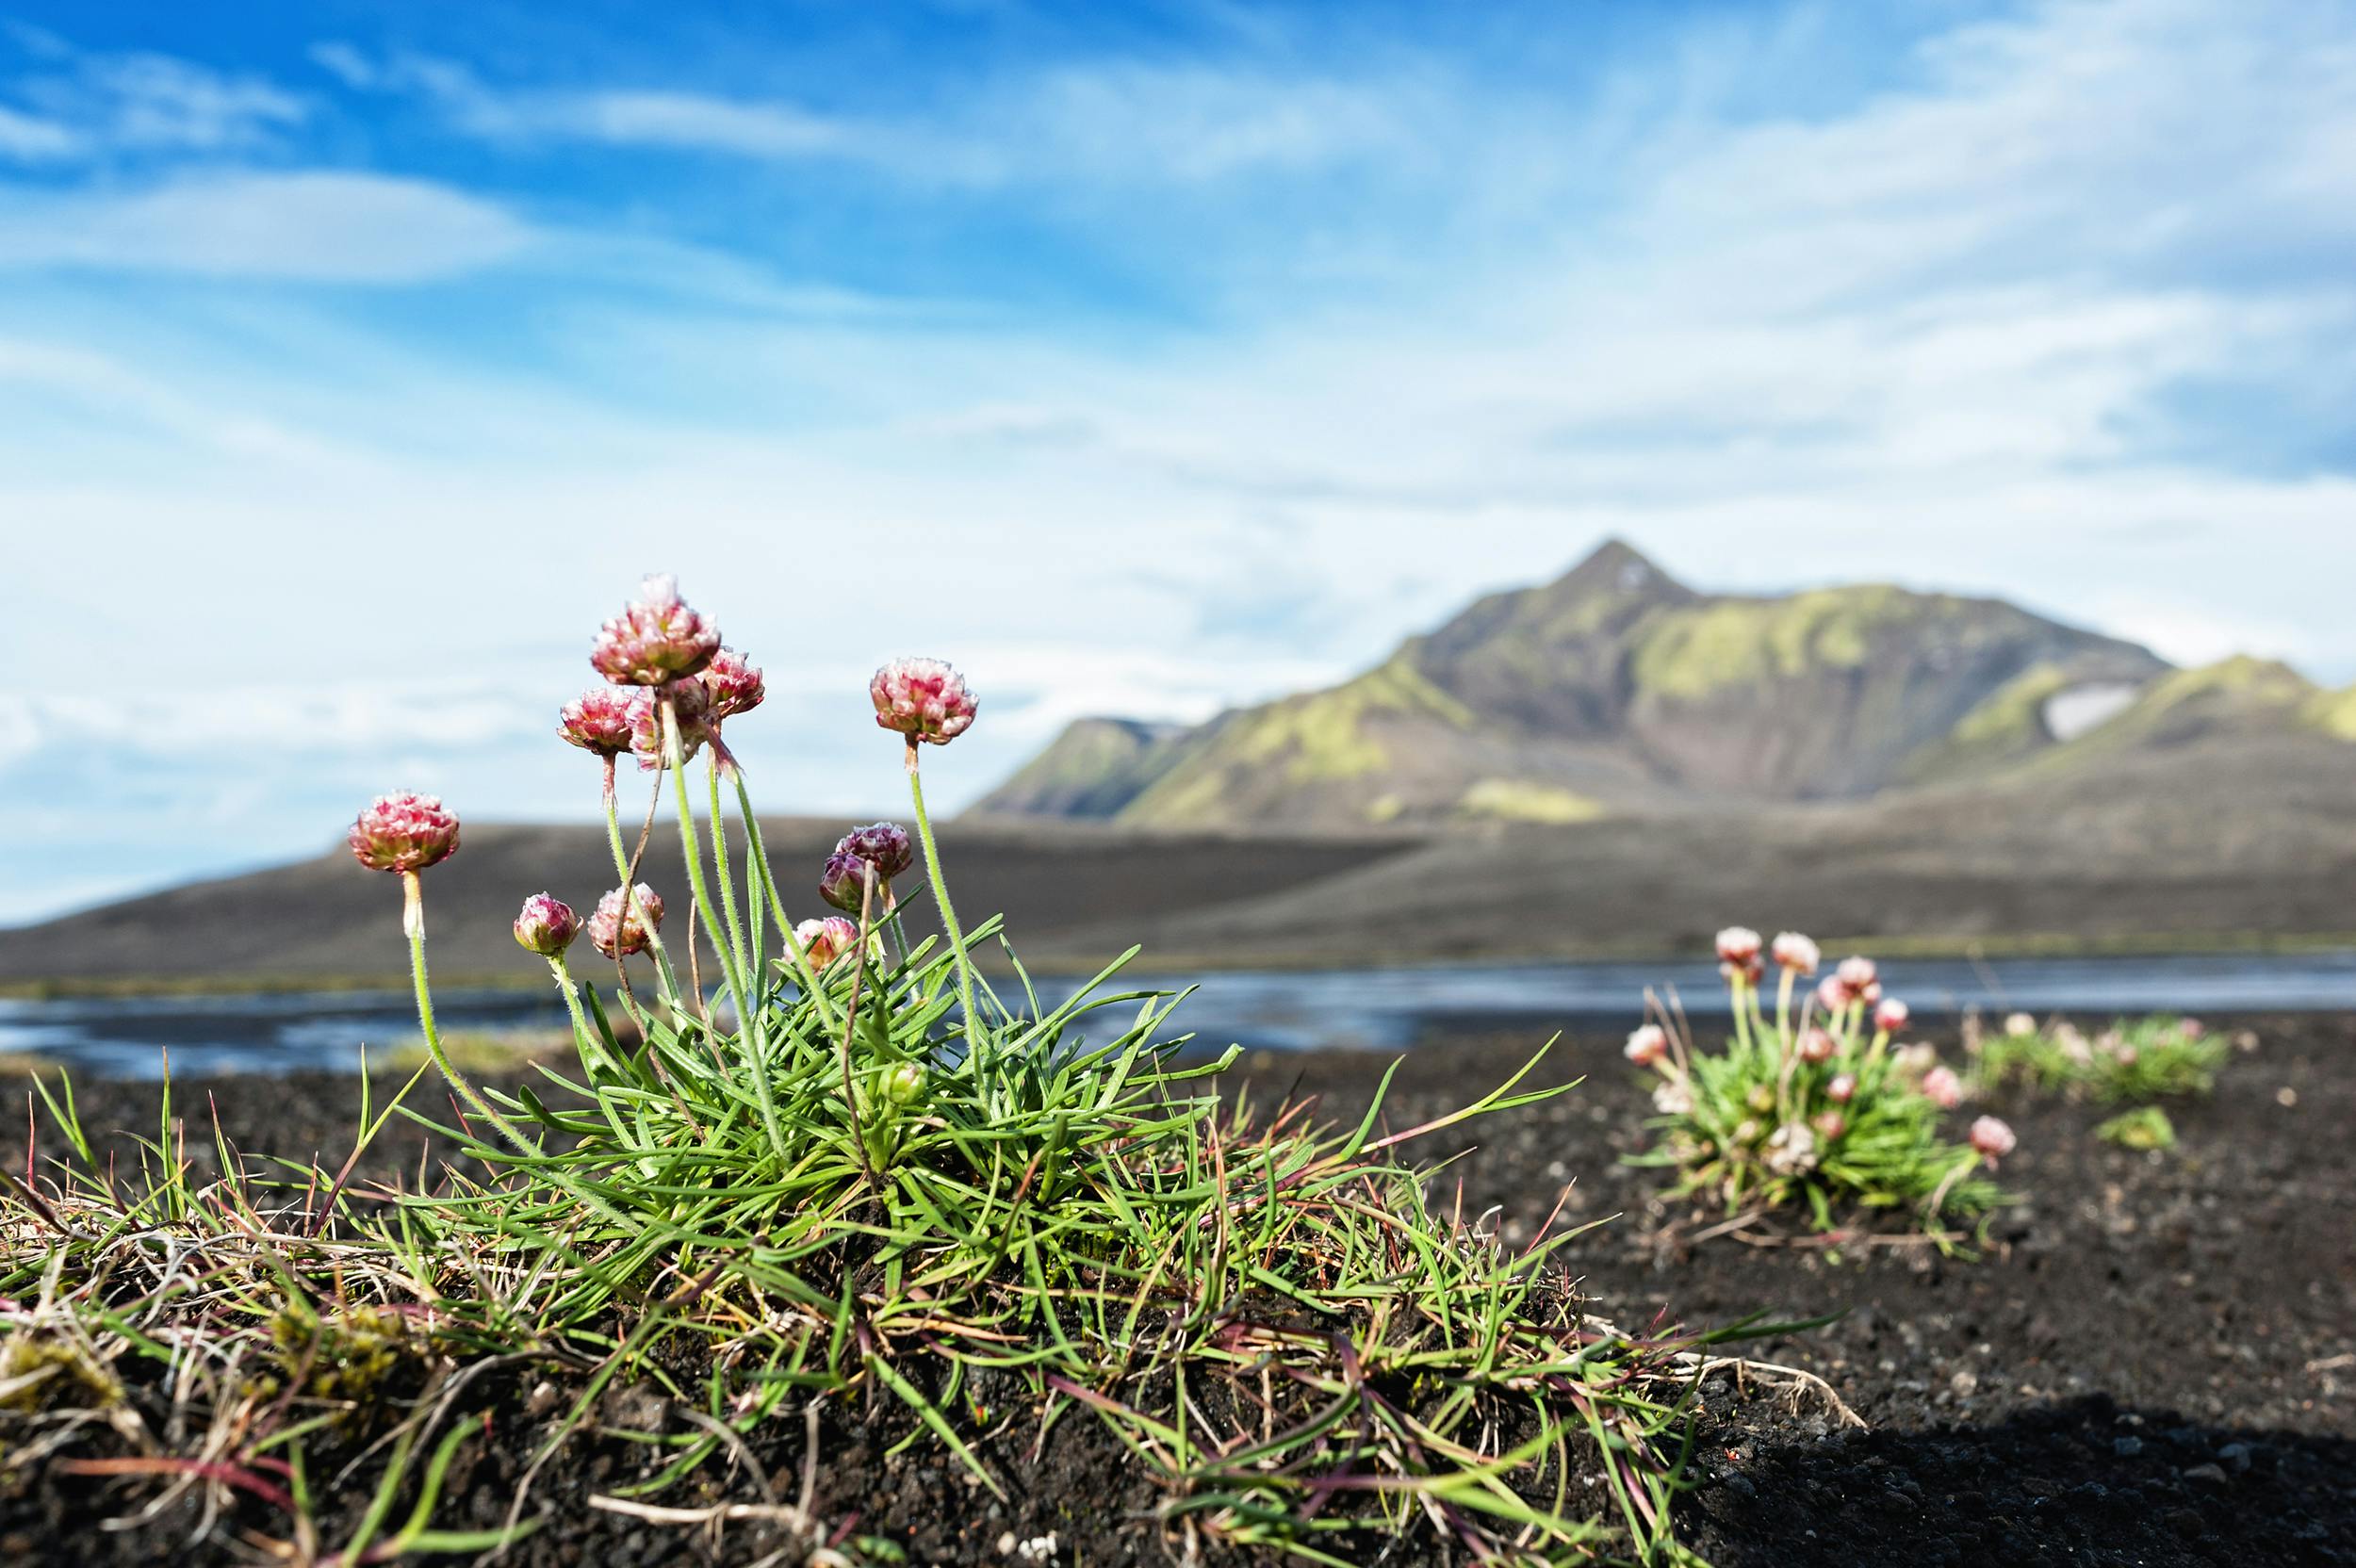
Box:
[0,171,536,281]
[1,32,305,160]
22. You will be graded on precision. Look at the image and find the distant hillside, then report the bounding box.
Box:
[971,541,2171,830]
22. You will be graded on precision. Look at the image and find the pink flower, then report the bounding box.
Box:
[349,792,460,874]
[1716,926,1762,967]
[820,824,915,913]
[1624,1025,1669,1068]
[1722,956,1764,986]
[558,689,636,757]
[513,893,581,956]
[1922,1066,1965,1110]
[1874,998,1911,1034]
[793,915,862,971]
[2178,1018,2205,1039]
[1816,974,1854,1012]
[1796,1026,1837,1064]
[871,657,977,744]
[1825,1072,1857,1103]
[1837,956,1878,991]
[591,574,721,686]
[699,647,765,723]
[1811,1110,1847,1140]
[1771,932,1821,974]
[1970,1116,2017,1161]
[627,679,712,772]
[588,885,664,958]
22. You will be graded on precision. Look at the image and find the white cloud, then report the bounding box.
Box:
[2,41,305,159]
[0,172,537,282]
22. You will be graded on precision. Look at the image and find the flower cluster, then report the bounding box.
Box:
[1969,1011,2230,1105]
[1630,929,2015,1239]
[348,792,461,874]
[820,823,915,913]
[871,657,978,745]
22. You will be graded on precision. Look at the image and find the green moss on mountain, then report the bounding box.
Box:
[1628,585,1922,700]
[1456,779,1608,824]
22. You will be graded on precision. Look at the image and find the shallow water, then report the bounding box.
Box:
[7,951,2353,1078]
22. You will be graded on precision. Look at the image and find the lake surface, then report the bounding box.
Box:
[8,951,2355,1078]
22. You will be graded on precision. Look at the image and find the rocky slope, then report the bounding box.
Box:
[972,541,2173,830]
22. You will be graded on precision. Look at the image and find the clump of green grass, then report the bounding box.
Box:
[0,580,1812,1565]
[2094,1105,2177,1152]
[1626,933,2012,1249]
[1970,1013,2229,1103]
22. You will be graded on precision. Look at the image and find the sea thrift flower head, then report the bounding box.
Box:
[1893,1042,1939,1075]
[794,916,862,971]
[1837,956,1878,991]
[1816,974,1854,1012]
[837,823,915,881]
[1970,1115,2018,1161]
[558,689,636,757]
[1922,1066,1965,1110]
[627,679,712,772]
[1624,1024,1670,1068]
[2004,1011,2038,1037]
[1764,1121,1818,1176]
[1811,1110,1847,1141]
[1796,1026,1837,1064]
[512,893,580,956]
[1722,956,1764,986]
[817,851,880,915]
[871,657,977,745]
[588,884,664,958]
[1652,1080,1693,1117]
[1825,1072,1857,1103]
[2180,1018,2205,1039]
[1716,926,1762,968]
[348,792,460,874]
[1857,979,1884,1007]
[698,647,765,722]
[592,573,721,685]
[1772,932,1820,974]
[1875,998,1911,1034]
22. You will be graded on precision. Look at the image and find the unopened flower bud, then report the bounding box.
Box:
[698,647,765,722]
[881,1062,927,1107]
[1771,932,1820,974]
[1624,1024,1669,1068]
[1825,1072,1857,1103]
[513,893,581,956]
[349,792,460,874]
[1796,1026,1836,1064]
[1857,979,1883,1007]
[1716,926,1762,967]
[793,915,862,971]
[1746,1084,1775,1114]
[1874,998,1910,1034]
[871,657,977,744]
[592,574,721,685]
[1811,1110,1847,1141]
[1893,1042,1939,1075]
[588,884,664,958]
[558,689,636,756]
[1652,1081,1693,1116]
[821,824,915,912]
[1970,1115,2017,1161]
[1922,1066,1965,1110]
[2179,1018,2205,1039]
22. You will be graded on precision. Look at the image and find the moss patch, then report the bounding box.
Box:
[1628,585,1925,700]
[1456,778,1608,824]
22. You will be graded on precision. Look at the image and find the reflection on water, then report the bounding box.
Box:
[6,951,2354,1078]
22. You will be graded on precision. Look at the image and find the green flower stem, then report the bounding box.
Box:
[603,755,683,1003]
[401,871,538,1158]
[1728,975,1755,1057]
[728,770,842,1037]
[904,739,980,1072]
[706,751,752,987]
[665,695,787,1166]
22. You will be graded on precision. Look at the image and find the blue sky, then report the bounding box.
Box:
[4,0,2354,923]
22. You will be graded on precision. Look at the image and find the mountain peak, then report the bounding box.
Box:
[1549,537,1685,601]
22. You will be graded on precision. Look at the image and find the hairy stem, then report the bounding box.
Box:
[905,738,980,1070]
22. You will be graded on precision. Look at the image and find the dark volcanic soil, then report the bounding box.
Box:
[2,1015,2351,1566]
